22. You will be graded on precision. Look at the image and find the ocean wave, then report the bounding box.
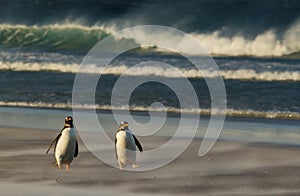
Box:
[190,25,300,57]
[109,21,300,57]
[0,24,113,52]
[0,61,80,72]
[0,101,299,120]
[1,62,299,81]
[1,23,300,58]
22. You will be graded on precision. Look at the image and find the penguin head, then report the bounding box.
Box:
[65,116,74,127]
[119,121,129,130]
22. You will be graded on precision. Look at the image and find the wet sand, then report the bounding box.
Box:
[1,126,300,195]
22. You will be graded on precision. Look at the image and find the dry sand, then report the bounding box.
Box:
[1,126,300,195]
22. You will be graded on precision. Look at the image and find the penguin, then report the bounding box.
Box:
[46,116,78,170]
[115,121,143,170]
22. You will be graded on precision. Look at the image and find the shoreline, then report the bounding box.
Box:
[0,106,300,146]
[1,105,300,123]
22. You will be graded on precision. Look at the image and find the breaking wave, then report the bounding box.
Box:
[0,24,113,52]
[191,21,300,57]
[1,22,300,58]
[1,62,299,81]
[0,101,299,120]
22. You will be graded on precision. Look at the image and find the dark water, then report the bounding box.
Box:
[0,0,299,120]
[0,52,299,120]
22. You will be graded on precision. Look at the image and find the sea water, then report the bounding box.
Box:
[0,107,299,147]
[0,0,299,145]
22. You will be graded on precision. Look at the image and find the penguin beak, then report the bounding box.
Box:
[120,122,128,128]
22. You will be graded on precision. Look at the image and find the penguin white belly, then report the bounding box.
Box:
[55,128,76,164]
[116,131,137,166]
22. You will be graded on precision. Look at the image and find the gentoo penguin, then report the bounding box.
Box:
[115,121,143,170]
[46,116,78,170]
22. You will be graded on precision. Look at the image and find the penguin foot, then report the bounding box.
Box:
[132,163,139,168]
[66,164,70,171]
[118,162,126,170]
[53,161,58,168]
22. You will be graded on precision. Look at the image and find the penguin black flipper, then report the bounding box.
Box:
[114,136,118,160]
[132,134,143,152]
[46,132,62,154]
[45,127,64,154]
[74,140,79,157]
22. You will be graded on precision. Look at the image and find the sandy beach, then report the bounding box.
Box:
[1,126,300,195]
[1,0,300,195]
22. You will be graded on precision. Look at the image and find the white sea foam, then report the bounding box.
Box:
[0,23,110,32]
[0,62,79,72]
[0,101,299,120]
[104,20,300,57]
[190,31,288,57]
[1,62,299,81]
